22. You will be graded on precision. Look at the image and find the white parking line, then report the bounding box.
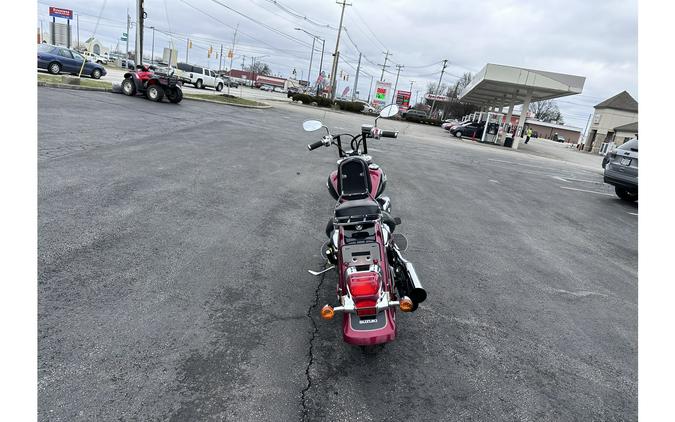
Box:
[560,186,615,196]
[488,158,552,170]
[627,212,638,216]
[563,177,603,184]
[550,176,569,183]
[489,179,500,183]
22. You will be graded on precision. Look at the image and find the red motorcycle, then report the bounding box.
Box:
[305,105,427,347]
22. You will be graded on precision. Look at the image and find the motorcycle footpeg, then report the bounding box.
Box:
[308,265,335,276]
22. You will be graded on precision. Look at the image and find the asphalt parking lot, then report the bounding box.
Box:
[38,87,637,421]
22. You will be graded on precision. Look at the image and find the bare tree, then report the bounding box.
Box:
[426,81,448,95]
[448,72,473,99]
[530,99,564,123]
[247,61,271,76]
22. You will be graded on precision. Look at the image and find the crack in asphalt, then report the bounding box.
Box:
[300,268,327,421]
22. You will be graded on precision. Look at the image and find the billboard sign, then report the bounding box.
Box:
[49,6,73,19]
[395,90,411,110]
[372,81,391,109]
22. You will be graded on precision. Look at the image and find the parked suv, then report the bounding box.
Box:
[175,63,225,91]
[604,138,638,201]
[82,51,108,65]
[403,109,428,122]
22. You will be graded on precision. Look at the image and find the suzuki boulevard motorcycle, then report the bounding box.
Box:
[304,104,427,346]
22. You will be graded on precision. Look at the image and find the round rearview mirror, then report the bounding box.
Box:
[379,104,399,118]
[302,120,323,132]
[393,233,408,252]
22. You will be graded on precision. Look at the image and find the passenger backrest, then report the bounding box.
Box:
[338,157,371,199]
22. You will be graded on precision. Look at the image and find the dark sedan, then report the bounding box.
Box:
[452,122,485,138]
[38,44,107,79]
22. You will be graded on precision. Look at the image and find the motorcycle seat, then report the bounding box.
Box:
[334,198,380,220]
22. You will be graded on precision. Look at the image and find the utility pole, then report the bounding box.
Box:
[367,74,374,103]
[379,50,391,81]
[582,113,592,147]
[219,44,223,73]
[150,26,155,65]
[126,9,130,59]
[135,0,144,66]
[317,37,325,96]
[329,0,351,100]
[241,55,246,70]
[391,64,403,105]
[429,59,448,119]
[409,80,415,107]
[352,52,361,101]
[227,24,238,95]
[76,14,80,48]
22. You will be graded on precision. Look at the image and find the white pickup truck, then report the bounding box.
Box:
[175,63,225,91]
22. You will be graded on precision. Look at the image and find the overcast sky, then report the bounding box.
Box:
[37,0,637,129]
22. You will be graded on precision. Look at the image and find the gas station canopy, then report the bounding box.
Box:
[458,63,585,106]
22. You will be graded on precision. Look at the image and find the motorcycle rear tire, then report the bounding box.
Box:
[360,344,386,354]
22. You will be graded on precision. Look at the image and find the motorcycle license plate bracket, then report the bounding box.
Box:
[342,243,381,267]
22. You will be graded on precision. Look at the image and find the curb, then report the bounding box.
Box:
[37,82,113,92]
[182,96,271,109]
[37,81,271,109]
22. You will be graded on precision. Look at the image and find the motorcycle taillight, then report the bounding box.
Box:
[348,271,380,316]
[348,272,379,297]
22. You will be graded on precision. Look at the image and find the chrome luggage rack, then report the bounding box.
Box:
[333,213,380,226]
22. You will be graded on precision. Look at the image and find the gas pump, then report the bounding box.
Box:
[480,111,505,144]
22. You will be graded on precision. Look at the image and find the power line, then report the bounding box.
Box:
[259,0,338,30]
[350,7,387,51]
[176,0,312,57]
[205,0,313,48]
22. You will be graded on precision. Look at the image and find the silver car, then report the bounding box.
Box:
[604,138,638,201]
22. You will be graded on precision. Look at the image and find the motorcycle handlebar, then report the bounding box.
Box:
[307,140,324,151]
[380,129,398,139]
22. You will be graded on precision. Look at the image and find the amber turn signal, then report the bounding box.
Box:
[320,305,335,320]
[399,296,414,312]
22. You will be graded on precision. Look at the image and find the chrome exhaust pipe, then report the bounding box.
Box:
[392,248,427,310]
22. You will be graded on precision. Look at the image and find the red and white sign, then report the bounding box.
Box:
[424,93,450,102]
[49,6,73,19]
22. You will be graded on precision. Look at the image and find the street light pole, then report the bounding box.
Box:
[307,36,315,90]
[329,0,351,100]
